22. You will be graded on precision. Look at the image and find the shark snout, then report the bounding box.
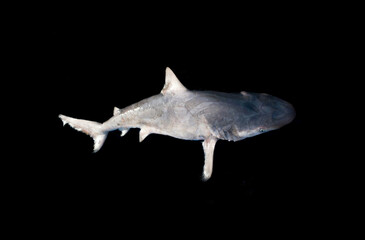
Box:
[271,99,296,128]
[260,94,295,129]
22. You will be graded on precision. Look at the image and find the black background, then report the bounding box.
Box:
[11,3,345,235]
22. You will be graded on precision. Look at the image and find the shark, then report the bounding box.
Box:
[59,67,295,181]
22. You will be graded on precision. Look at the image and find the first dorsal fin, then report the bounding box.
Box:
[161,67,187,95]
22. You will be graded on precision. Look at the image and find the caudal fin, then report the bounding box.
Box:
[59,114,108,152]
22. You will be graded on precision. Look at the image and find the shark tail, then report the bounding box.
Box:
[59,114,108,152]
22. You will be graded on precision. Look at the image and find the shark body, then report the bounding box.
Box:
[59,67,295,180]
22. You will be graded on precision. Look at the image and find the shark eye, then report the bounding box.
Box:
[259,128,265,133]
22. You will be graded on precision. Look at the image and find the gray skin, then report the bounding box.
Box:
[59,67,295,181]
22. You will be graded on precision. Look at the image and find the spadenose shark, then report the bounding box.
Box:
[59,67,295,181]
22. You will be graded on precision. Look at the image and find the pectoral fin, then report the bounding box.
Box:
[202,137,218,181]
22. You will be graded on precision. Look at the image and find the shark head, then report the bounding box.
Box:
[236,93,296,139]
[261,93,296,130]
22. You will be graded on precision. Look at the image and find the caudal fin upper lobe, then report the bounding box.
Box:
[59,114,108,152]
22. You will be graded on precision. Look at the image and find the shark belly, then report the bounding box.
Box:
[137,99,211,141]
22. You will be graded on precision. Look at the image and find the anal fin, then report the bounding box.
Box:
[119,128,129,137]
[113,108,129,137]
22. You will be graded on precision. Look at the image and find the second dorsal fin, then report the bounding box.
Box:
[161,67,187,95]
[113,107,121,116]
